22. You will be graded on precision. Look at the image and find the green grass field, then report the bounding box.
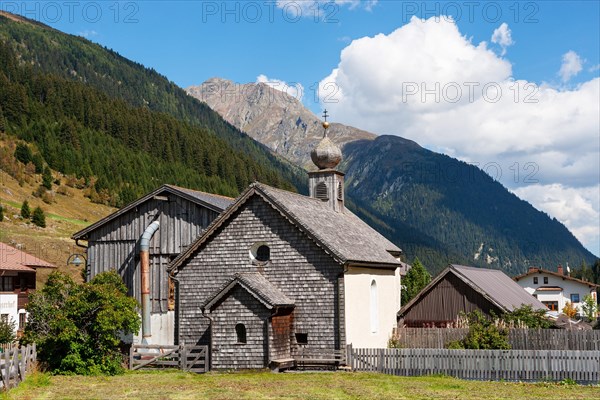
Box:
[4,370,599,400]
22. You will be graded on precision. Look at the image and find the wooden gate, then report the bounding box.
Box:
[130,344,208,373]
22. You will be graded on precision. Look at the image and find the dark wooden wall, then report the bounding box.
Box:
[176,194,344,353]
[401,272,502,327]
[210,285,271,369]
[86,192,220,313]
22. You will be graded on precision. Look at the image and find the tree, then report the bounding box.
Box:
[0,318,16,344]
[0,203,4,222]
[503,304,551,329]
[20,200,31,219]
[32,153,44,174]
[562,301,578,318]
[22,271,140,375]
[14,143,32,165]
[32,206,46,228]
[42,166,53,189]
[401,258,431,306]
[581,295,598,322]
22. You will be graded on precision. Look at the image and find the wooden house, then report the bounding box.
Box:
[0,243,56,335]
[71,184,232,344]
[398,264,547,327]
[168,122,403,369]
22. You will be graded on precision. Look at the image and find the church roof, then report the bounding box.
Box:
[170,182,401,273]
[72,184,233,240]
[202,272,294,310]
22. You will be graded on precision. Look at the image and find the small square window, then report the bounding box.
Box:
[295,333,308,345]
[570,293,580,303]
[533,277,538,284]
[543,277,548,284]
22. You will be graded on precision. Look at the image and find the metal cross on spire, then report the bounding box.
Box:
[322,109,329,122]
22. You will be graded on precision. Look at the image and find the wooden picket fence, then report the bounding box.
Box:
[130,344,208,373]
[394,328,600,350]
[0,344,37,390]
[348,346,600,384]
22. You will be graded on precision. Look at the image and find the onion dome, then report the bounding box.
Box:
[311,111,342,170]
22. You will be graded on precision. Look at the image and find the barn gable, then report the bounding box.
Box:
[71,184,232,345]
[398,264,546,327]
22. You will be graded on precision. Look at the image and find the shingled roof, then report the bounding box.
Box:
[170,182,401,272]
[0,243,56,271]
[72,184,233,240]
[399,264,547,317]
[203,272,294,310]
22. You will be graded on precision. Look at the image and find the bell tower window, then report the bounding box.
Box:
[315,182,329,201]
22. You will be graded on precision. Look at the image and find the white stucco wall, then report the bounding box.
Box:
[344,266,400,348]
[125,311,175,345]
[0,294,19,334]
[516,273,597,315]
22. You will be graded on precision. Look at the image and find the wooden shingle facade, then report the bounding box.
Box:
[72,184,231,343]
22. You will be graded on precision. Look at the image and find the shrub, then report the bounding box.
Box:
[447,310,510,350]
[0,203,4,221]
[22,271,140,375]
[562,302,578,318]
[21,200,31,219]
[581,295,598,322]
[503,304,552,329]
[42,191,55,204]
[0,317,16,344]
[32,206,46,228]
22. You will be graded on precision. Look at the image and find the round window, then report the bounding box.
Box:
[250,242,270,263]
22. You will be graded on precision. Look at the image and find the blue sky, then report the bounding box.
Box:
[5,1,600,256]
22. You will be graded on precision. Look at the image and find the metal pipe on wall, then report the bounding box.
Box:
[140,220,160,344]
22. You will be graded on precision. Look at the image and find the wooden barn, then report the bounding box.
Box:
[397,264,546,327]
[168,122,403,370]
[71,184,232,344]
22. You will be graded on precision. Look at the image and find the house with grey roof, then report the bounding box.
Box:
[168,120,403,369]
[72,184,233,344]
[398,264,547,327]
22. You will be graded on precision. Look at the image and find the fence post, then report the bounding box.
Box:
[180,345,187,371]
[346,344,353,370]
[4,347,11,389]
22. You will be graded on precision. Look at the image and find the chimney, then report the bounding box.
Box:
[557,265,564,275]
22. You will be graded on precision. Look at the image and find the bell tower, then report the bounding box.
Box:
[309,110,345,212]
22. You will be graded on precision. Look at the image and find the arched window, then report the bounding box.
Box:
[315,182,329,201]
[337,182,343,201]
[236,323,247,344]
[370,280,378,333]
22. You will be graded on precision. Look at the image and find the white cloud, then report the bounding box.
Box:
[319,16,600,254]
[559,50,583,82]
[78,30,98,38]
[256,74,304,101]
[589,64,600,73]
[491,23,513,56]
[513,184,600,256]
